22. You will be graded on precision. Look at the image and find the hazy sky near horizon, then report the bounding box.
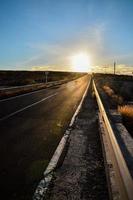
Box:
[0,0,133,71]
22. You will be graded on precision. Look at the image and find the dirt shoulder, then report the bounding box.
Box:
[49,86,109,200]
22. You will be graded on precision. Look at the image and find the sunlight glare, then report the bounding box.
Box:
[71,53,91,72]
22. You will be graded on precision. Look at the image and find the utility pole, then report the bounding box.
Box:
[114,61,116,75]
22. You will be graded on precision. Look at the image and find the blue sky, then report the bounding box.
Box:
[0,0,133,71]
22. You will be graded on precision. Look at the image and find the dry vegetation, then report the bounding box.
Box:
[103,85,123,105]
[118,105,133,135]
[0,70,86,86]
[118,105,133,119]
[94,73,133,135]
[94,73,133,104]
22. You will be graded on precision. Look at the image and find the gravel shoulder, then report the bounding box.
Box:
[49,86,109,200]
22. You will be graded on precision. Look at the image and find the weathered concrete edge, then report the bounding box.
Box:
[98,109,133,200]
[110,109,133,177]
[33,77,91,200]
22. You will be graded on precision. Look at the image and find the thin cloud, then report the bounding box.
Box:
[16,22,133,72]
[21,22,107,70]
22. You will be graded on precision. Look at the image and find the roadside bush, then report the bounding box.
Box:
[118,105,133,119]
[103,85,123,105]
[119,82,133,101]
[118,105,133,135]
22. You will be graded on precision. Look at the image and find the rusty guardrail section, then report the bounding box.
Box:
[93,80,133,200]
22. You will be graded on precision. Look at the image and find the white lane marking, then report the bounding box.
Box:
[0,77,82,103]
[0,87,51,103]
[0,81,60,91]
[0,92,58,121]
[0,81,64,103]
[0,83,44,91]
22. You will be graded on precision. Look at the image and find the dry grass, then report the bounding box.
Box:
[118,105,133,135]
[95,74,133,102]
[0,70,86,86]
[118,105,133,119]
[103,85,123,105]
[103,85,114,96]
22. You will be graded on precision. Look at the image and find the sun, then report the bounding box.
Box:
[71,53,91,72]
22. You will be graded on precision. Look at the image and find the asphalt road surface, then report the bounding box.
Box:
[0,75,90,200]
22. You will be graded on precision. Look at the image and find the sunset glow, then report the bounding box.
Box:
[71,53,91,72]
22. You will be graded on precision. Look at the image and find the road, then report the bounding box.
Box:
[49,80,109,200]
[0,75,90,200]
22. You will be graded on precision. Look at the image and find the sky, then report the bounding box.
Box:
[0,0,133,72]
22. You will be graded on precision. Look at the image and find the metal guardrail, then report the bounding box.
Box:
[0,81,62,91]
[0,76,83,92]
[0,83,44,91]
[93,80,133,200]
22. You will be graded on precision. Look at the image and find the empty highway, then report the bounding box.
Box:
[0,75,90,200]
